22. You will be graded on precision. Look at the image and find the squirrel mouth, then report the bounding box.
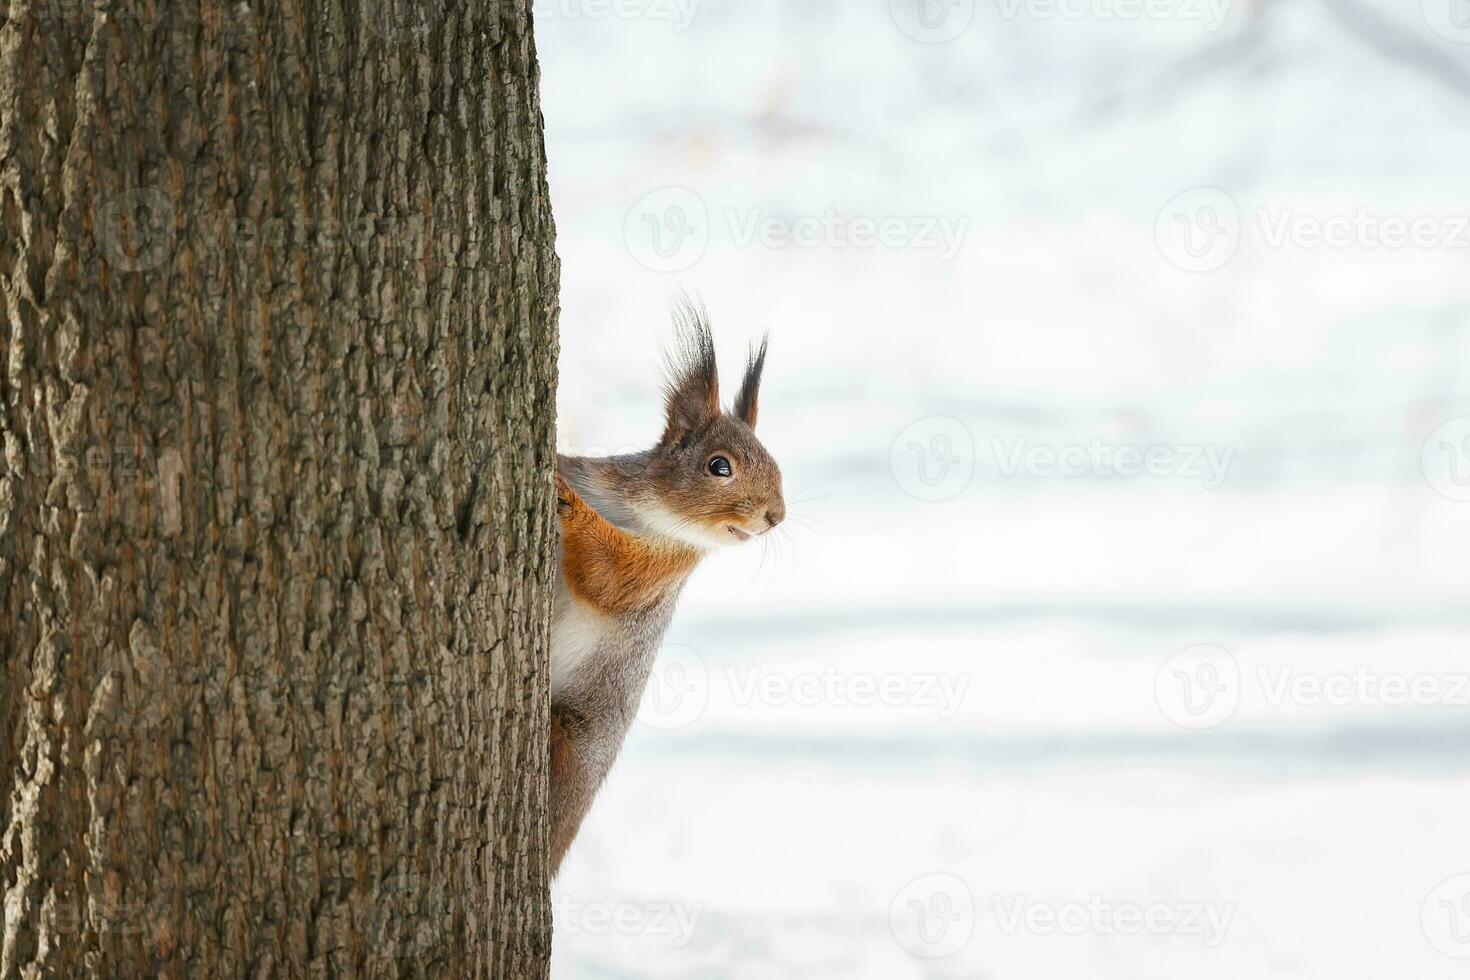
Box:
[726,525,753,542]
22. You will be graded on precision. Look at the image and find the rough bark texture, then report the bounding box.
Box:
[0,0,558,976]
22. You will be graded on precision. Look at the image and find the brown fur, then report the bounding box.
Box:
[556,473,702,616]
[549,706,589,874]
[733,334,767,428]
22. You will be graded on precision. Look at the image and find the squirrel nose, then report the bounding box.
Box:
[764,502,786,528]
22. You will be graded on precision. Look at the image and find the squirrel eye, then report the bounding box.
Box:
[707,455,732,477]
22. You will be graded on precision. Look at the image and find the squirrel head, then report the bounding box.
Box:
[634,300,785,550]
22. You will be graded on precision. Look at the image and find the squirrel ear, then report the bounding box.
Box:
[733,334,768,429]
[660,298,719,446]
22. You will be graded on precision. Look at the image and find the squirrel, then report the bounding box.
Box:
[550,300,785,876]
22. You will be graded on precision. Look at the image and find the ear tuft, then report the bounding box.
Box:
[660,295,719,446]
[734,333,768,429]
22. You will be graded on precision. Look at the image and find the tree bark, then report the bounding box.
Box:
[0,0,558,976]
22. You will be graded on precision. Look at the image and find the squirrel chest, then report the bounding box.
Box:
[550,483,702,704]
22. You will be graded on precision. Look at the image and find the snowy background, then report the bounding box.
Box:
[536,0,1470,976]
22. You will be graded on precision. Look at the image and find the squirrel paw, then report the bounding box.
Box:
[555,473,580,518]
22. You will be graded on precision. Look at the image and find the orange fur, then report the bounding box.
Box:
[548,707,581,874]
[557,474,701,616]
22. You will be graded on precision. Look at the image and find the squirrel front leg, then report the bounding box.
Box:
[549,703,622,876]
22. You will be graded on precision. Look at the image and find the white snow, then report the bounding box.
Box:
[537,1,1470,975]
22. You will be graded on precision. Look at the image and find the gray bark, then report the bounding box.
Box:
[0,0,559,976]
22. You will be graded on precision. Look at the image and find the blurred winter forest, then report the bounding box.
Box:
[539,1,1470,976]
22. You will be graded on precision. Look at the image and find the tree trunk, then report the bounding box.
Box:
[0,0,558,976]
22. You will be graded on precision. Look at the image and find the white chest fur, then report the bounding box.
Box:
[549,583,616,700]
